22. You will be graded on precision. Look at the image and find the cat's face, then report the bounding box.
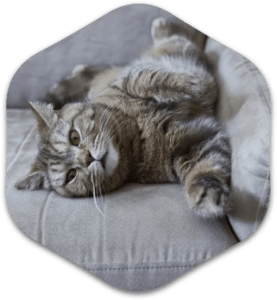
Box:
[49,103,121,197]
[16,102,134,197]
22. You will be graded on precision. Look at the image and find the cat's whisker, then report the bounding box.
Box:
[91,172,113,220]
[92,181,103,216]
[98,109,121,147]
[99,102,119,132]
[100,101,118,122]
[98,185,114,221]
[102,122,118,144]
[85,182,91,214]
[98,113,115,147]
[100,105,119,136]
[101,100,121,128]
[103,119,127,143]
[99,105,111,131]
[101,109,125,138]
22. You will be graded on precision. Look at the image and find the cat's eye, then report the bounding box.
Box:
[66,169,77,183]
[69,130,80,146]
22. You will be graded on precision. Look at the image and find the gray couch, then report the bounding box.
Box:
[6,4,270,291]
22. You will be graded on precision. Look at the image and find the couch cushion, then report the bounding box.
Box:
[6,109,237,291]
[205,39,270,241]
[6,4,239,291]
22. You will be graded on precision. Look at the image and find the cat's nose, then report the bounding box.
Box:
[85,151,94,167]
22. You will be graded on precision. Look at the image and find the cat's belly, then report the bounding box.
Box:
[134,115,178,184]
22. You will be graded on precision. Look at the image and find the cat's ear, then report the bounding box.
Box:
[29,101,57,130]
[15,171,49,190]
[15,157,50,190]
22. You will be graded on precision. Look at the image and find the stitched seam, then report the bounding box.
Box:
[254,170,270,232]
[88,266,194,272]
[38,192,52,245]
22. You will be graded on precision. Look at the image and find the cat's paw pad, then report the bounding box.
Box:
[187,176,231,218]
[151,18,170,41]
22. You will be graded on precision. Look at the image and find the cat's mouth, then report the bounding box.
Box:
[101,151,108,169]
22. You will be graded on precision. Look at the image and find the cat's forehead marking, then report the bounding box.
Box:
[74,108,95,135]
[78,119,94,134]
[52,121,70,141]
[61,103,84,119]
[75,108,95,122]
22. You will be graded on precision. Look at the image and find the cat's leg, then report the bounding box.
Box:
[43,66,108,109]
[148,18,216,103]
[173,119,232,218]
[112,18,217,110]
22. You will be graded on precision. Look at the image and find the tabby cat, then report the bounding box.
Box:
[15,18,231,218]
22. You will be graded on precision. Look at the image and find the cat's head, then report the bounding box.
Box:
[15,101,136,197]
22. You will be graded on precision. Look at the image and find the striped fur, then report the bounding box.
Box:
[16,18,231,218]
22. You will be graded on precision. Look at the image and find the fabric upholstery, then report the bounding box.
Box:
[205,39,271,240]
[5,3,270,292]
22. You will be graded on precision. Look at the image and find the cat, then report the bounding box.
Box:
[15,18,231,218]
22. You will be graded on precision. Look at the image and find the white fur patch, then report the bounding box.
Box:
[53,142,67,152]
[89,140,118,176]
[105,141,119,176]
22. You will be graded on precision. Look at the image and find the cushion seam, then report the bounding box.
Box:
[243,58,271,114]
[254,170,270,232]
[88,265,194,272]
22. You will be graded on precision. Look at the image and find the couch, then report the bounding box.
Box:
[6,4,270,291]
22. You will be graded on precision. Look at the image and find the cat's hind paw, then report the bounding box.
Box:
[151,18,170,41]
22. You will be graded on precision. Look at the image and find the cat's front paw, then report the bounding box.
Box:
[186,176,231,218]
